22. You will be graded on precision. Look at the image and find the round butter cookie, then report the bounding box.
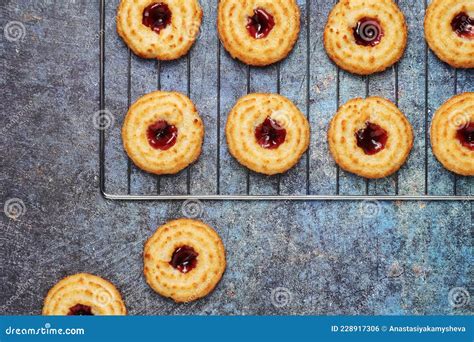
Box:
[122,91,204,175]
[328,97,413,179]
[425,0,474,68]
[217,0,300,66]
[226,93,310,175]
[324,0,407,75]
[430,93,474,176]
[43,273,126,316]
[117,0,202,60]
[144,219,226,303]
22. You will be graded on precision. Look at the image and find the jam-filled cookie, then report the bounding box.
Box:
[217,0,300,66]
[425,0,474,68]
[122,91,204,175]
[226,93,310,175]
[328,97,413,179]
[43,273,127,316]
[144,219,226,303]
[117,0,202,60]
[431,93,474,176]
[324,0,407,75]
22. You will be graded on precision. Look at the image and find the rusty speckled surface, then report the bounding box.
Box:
[1,0,472,315]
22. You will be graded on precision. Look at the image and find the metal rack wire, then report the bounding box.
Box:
[99,0,472,201]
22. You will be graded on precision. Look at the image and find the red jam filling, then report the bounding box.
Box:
[67,304,94,316]
[146,120,178,150]
[355,122,388,155]
[456,122,474,151]
[142,2,172,34]
[451,12,474,39]
[255,117,287,149]
[353,18,384,46]
[246,8,275,39]
[169,246,198,273]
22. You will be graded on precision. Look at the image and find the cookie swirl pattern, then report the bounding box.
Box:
[425,0,474,68]
[324,0,407,75]
[226,93,310,175]
[122,91,204,175]
[328,97,414,179]
[117,0,202,60]
[144,219,226,303]
[217,0,300,66]
[43,273,127,315]
[430,93,474,176]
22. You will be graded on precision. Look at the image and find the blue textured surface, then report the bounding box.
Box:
[1,0,473,315]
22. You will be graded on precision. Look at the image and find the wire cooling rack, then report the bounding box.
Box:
[99,0,473,201]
